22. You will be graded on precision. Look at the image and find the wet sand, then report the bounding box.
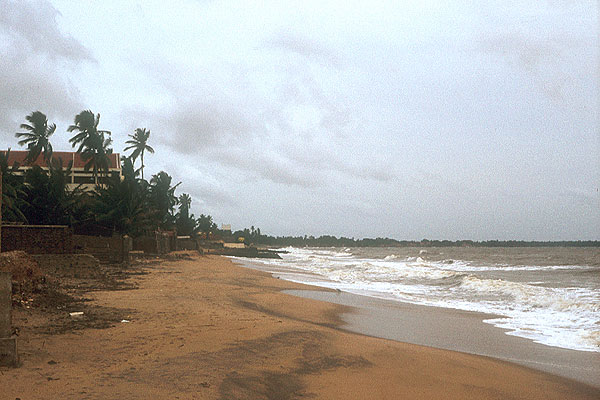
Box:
[1,255,598,399]
[286,289,600,388]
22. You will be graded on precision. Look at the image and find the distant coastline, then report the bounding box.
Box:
[251,236,600,248]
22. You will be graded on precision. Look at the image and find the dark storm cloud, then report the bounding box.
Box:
[0,0,93,135]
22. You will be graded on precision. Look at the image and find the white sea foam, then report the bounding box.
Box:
[434,262,596,272]
[236,247,600,352]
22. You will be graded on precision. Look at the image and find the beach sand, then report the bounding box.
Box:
[2,255,598,399]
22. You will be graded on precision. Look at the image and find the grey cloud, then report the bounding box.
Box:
[475,24,594,104]
[131,59,264,154]
[0,0,94,62]
[283,143,396,183]
[158,100,256,155]
[190,184,238,209]
[161,98,389,186]
[209,149,320,188]
[141,97,321,187]
[0,55,82,134]
[137,60,365,187]
[157,155,239,207]
[263,32,343,68]
[0,0,93,135]
[348,164,396,182]
[558,190,600,208]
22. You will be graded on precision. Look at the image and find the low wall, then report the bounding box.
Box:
[1,225,131,264]
[132,236,156,254]
[177,237,198,251]
[73,235,129,264]
[1,225,73,254]
[133,232,176,255]
[0,272,18,366]
[0,272,10,337]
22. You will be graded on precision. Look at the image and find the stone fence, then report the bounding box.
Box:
[1,225,73,254]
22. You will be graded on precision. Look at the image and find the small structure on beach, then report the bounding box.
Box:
[223,243,245,249]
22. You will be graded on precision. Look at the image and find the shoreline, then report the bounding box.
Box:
[283,289,600,388]
[2,254,598,399]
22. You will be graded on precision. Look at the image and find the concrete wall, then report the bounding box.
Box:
[1,225,74,254]
[133,232,176,255]
[176,237,198,251]
[0,271,18,366]
[73,235,128,264]
[156,232,171,255]
[0,272,10,338]
[132,236,157,254]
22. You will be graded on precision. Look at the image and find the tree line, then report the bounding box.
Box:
[2,110,217,237]
[231,229,600,248]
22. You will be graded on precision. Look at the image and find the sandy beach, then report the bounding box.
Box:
[2,254,598,399]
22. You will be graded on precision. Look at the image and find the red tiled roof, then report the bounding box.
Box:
[1,150,120,169]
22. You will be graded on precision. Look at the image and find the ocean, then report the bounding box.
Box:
[233,246,600,353]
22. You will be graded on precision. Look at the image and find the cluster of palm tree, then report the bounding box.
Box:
[2,110,217,238]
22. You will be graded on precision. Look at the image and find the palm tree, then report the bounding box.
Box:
[175,193,196,236]
[22,158,82,225]
[67,110,112,186]
[15,111,55,164]
[0,149,27,222]
[94,157,153,236]
[178,193,192,217]
[124,128,154,180]
[149,171,180,229]
[80,131,113,185]
[68,110,109,151]
[196,214,217,236]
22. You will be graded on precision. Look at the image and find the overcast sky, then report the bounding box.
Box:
[1,0,598,240]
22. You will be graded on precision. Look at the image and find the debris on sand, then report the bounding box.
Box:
[0,251,46,304]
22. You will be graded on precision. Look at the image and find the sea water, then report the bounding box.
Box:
[233,246,600,353]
